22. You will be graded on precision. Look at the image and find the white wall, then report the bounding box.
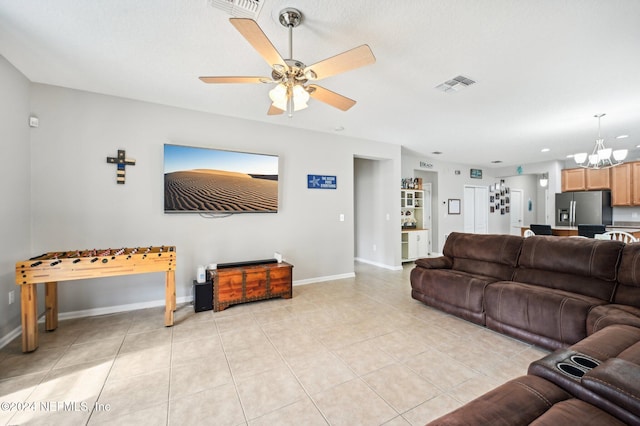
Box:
[0,56,32,341]
[27,83,401,314]
[354,158,401,269]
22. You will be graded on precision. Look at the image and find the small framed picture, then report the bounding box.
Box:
[448,199,461,215]
[501,199,505,206]
[506,206,510,213]
[506,196,510,204]
[470,169,482,179]
[490,195,495,203]
[490,206,495,213]
[501,208,505,215]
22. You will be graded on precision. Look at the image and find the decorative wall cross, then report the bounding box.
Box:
[106,149,136,184]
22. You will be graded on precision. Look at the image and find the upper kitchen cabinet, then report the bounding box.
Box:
[611,162,640,206]
[561,168,610,192]
[561,168,586,192]
[585,168,610,190]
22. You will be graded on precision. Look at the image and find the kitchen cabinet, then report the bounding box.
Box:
[562,168,611,192]
[561,168,586,192]
[611,162,640,206]
[585,168,610,190]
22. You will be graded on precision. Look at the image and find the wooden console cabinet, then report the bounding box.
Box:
[209,262,293,311]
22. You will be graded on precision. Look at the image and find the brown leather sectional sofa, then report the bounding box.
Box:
[411,232,640,350]
[410,232,640,425]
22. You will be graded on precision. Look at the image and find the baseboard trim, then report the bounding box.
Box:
[0,325,22,350]
[354,257,403,271]
[57,295,192,322]
[293,272,356,286]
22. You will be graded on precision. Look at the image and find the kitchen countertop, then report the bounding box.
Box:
[521,226,640,236]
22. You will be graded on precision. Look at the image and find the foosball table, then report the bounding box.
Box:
[15,246,176,353]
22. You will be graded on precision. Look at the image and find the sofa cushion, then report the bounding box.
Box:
[572,324,640,361]
[530,399,626,425]
[443,232,523,281]
[514,236,623,301]
[485,282,608,349]
[587,304,640,335]
[410,267,494,325]
[426,375,572,425]
[613,243,640,308]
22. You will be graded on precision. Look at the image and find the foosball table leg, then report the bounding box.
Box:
[45,281,58,332]
[165,270,176,326]
[21,284,38,353]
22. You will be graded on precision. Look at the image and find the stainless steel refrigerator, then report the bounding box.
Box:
[555,191,612,226]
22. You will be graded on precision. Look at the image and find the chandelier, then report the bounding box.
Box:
[573,114,627,169]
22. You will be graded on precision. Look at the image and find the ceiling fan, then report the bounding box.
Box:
[199,8,376,117]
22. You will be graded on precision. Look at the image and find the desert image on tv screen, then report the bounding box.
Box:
[164,144,279,213]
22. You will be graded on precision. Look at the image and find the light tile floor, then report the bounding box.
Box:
[0,262,548,425]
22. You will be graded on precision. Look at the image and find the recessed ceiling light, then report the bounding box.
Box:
[541,148,550,153]
[334,126,344,132]
[432,151,442,155]
[491,160,502,164]
[566,154,575,158]
[617,134,629,139]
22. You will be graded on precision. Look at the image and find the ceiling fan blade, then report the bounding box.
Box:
[307,85,356,111]
[267,104,285,115]
[230,18,287,69]
[199,76,268,84]
[305,45,376,80]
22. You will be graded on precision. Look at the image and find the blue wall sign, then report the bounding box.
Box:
[308,175,337,189]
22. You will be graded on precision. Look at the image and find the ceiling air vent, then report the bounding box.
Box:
[435,75,476,93]
[208,0,264,19]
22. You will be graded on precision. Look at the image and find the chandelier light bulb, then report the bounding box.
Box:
[613,149,628,162]
[574,153,588,164]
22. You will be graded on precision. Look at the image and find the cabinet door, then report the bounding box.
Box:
[633,163,640,205]
[416,230,429,258]
[585,168,610,190]
[561,168,586,192]
[611,163,632,206]
[406,232,418,260]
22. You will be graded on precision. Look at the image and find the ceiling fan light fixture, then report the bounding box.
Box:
[269,83,309,114]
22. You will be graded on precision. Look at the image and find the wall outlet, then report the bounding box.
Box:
[8,290,15,305]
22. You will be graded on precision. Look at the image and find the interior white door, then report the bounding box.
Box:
[475,186,488,234]
[464,186,489,234]
[510,189,523,236]
[463,187,475,233]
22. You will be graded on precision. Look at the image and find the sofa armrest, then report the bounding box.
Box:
[582,358,640,417]
[414,256,453,269]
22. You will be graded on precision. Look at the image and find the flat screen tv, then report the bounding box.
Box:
[164,144,279,213]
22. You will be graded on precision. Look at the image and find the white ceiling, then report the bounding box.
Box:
[2,0,640,168]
